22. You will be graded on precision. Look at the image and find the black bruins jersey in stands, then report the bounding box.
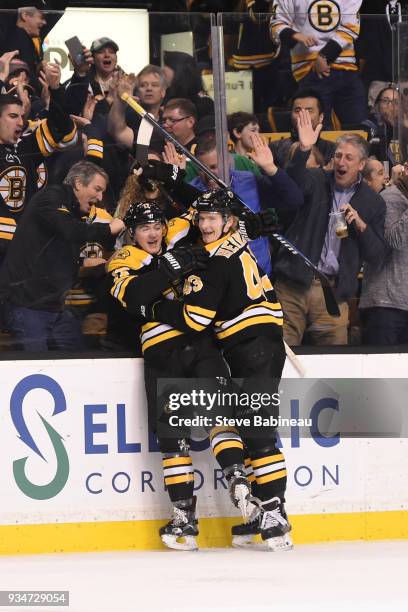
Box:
[154,230,283,352]
[65,205,113,309]
[106,215,193,359]
[0,88,77,253]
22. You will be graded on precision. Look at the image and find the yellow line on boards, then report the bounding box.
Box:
[0,511,407,555]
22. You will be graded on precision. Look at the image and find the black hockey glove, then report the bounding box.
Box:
[239,209,279,240]
[138,300,162,320]
[139,160,185,191]
[158,245,209,283]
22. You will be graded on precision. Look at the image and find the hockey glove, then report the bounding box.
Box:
[139,160,185,190]
[240,209,279,240]
[158,245,209,283]
[138,299,162,320]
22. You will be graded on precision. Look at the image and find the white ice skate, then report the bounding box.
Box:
[228,471,251,520]
[160,498,199,551]
[260,497,293,551]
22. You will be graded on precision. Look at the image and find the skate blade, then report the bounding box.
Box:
[161,534,198,551]
[235,484,250,520]
[264,534,294,552]
[232,534,257,548]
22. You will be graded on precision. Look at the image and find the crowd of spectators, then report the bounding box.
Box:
[0,0,408,353]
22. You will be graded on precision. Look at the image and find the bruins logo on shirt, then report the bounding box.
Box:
[308,0,340,32]
[115,249,131,260]
[80,242,104,260]
[36,162,47,190]
[0,166,27,211]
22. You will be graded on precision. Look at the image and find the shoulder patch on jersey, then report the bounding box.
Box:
[115,248,132,260]
[107,245,153,271]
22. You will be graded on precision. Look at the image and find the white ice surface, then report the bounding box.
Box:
[0,541,407,612]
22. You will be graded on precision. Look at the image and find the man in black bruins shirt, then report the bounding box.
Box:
[107,201,255,551]
[146,189,293,552]
[0,161,124,351]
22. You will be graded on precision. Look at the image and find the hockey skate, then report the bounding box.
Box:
[260,497,293,551]
[231,501,263,547]
[227,470,251,520]
[159,497,199,551]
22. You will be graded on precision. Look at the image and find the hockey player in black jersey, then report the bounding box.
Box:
[146,190,293,551]
[107,201,252,550]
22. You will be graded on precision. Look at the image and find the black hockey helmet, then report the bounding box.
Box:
[124,201,166,240]
[193,188,238,220]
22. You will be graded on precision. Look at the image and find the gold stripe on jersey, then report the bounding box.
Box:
[35,120,77,156]
[251,454,285,469]
[56,125,78,149]
[256,469,287,485]
[35,125,48,157]
[42,121,58,149]
[140,322,184,353]
[0,217,16,241]
[162,455,194,486]
[65,288,96,306]
[162,456,192,468]
[338,22,360,37]
[212,440,244,457]
[87,139,103,159]
[252,453,287,485]
[165,474,194,486]
[111,274,134,306]
[216,315,283,340]
[231,52,277,69]
[337,30,354,44]
[331,63,358,72]
[244,458,255,483]
[183,304,216,332]
[215,301,283,340]
[211,430,244,458]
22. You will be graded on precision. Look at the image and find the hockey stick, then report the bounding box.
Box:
[121,93,340,318]
[284,340,307,377]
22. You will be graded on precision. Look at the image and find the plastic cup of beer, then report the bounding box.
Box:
[331,211,348,238]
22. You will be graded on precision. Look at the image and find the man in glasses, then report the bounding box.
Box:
[161,98,197,151]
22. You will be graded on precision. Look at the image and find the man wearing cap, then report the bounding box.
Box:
[64,36,120,117]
